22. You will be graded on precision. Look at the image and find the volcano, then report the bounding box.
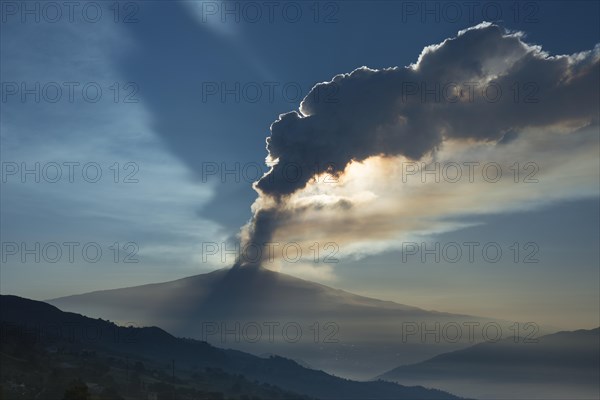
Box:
[49,265,512,379]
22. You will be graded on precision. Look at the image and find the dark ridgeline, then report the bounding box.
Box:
[0,295,460,400]
[378,328,600,399]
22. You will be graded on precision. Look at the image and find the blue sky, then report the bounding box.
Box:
[1,1,598,329]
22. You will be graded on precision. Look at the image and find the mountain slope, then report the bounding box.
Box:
[0,295,460,400]
[49,266,429,319]
[48,266,506,379]
[378,328,600,400]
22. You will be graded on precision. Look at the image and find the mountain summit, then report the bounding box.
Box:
[50,266,504,379]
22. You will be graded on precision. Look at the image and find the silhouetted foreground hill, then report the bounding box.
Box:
[49,266,507,379]
[0,295,460,400]
[379,328,600,399]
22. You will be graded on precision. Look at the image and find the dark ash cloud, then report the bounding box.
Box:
[256,23,599,198]
[240,22,599,267]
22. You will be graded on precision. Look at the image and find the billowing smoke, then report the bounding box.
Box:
[236,22,599,268]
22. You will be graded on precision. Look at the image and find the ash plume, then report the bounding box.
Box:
[236,22,599,267]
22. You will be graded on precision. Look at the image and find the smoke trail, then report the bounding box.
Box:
[236,22,599,267]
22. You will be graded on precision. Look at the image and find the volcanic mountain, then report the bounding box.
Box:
[49,265,512,379]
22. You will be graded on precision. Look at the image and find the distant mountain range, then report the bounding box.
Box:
[48,266,513,379]
[0,295,459,400]
[4,266,598,399]
[378,328,600,399]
